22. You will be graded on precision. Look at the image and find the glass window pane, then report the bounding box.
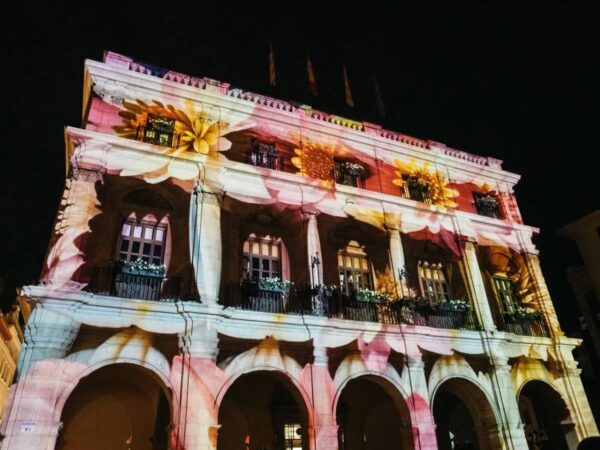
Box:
[361,258,368,270]
[261,242,269,256]
[252,242,260,254]
[345,255,352,267]
[133,225,143,238]
[272,261,279,272]
[272,245,279,258]
[119,252,128,261]
[155,228,165,242]
[122,223,131,236]
[143,243,151,255]
[120,240,129,252]
[131,242,140,253]
[153,245,162,256]
[152,258,161,265]
[243,241,249,253]
[144,227,154,240]
[262,260,270,271]
[252,258,259,269]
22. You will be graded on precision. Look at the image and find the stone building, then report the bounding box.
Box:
[0,51,597,449]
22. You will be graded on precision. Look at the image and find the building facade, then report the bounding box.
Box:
[0,51,597,449]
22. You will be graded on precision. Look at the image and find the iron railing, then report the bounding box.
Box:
[334,169,365,189]
[400,180,433,204]
[87,266,186,302]
[136,125,180,148]
[499,315,549,337]
[247,148,284,171]
[222,285,480,331]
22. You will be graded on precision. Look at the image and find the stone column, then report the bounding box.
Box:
[0,308,80,450]
[488,355,529,450]
[189,187,222,305]
[404,354,437,450]
[462,239,496,331]
[172,326,221,450]
[310,346,338,450]
[42,168,103,289]
[306,213,323,287]
[521,252,563,336]
[387,227,409,298]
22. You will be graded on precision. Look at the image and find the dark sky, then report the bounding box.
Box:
[2,1,598,328]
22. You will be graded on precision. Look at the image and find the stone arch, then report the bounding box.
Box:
[216,339,310,411]
[429,356,502,450]
[217,362,314,450]
[430,377,502,450]
[55,362,173,450]
[334,369,415,450]
[57,328,177,424]
[517,379,578,450]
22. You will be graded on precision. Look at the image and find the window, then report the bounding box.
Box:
[338,241,373,295]
[243,234,281,280]
[117,220,167,265]
[400,175,432,203]
[334,160,365,188]
[247,139,283,170]
[493,277,519,313]
[284,423,303,450]
[418,261,450,303]
[473,192,501,219]
[140,115,177,147]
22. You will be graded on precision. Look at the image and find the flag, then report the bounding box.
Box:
[307,55,318,96]
[343,66,354,107]
[269,43,276,86]
[374,75,385,118]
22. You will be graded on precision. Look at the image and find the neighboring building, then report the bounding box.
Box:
[0,289,28,426]
[0,51,597,449]
[560,211,600,423]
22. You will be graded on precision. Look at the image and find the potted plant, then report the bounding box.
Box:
[508,306,541,321]
[258,276,293,293]
[119,258,166,277]
[355,288,389,303]
[438,299,470,312]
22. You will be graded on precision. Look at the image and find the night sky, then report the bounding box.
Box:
[2,1,598,328]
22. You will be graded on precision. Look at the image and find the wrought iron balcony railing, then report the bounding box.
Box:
[499,315,549,337]
[222,284,480,331]
[136,125,180,148]
[400,178,433,204]
[334,169,365,189]
[87,266,188,302]
[247,148,284,171]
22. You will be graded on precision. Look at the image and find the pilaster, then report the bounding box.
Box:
[387,226,409,297]
[190,186,222,305]
[305,212,323,288]
[522,252,563,336]
[405,353,437,450]
[310,345,338,450]
[462,239,496,331]
[488,355,528,450]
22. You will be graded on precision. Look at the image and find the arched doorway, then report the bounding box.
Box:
[519,381,575,450]
[432,378,500,450]
[336,376,413,450]
[56,364,171,450]
[218,371,310,450]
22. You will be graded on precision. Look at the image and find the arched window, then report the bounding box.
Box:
[418,261,450,303]
[117,218,168,266]
[338,241,373,295]
[243,234,283,280]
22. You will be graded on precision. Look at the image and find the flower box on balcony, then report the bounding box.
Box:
[118,259,166,277]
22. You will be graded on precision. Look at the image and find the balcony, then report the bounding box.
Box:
[222,284,480,331]
[136,125,180,148]
[473,193,502,219]
[87,266,190,301]
[334,162,366,189]
[247,141,284,171]
[400,176,432,204]
[499,315,549,337]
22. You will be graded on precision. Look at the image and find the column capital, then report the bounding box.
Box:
[71,166,105,182]
[179,333,219,360]
[490,355,511,370]
[406,353,425,369]
[194,188,222,205]
[313,345,328,366]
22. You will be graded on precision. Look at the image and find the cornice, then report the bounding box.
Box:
[85,59,521,185]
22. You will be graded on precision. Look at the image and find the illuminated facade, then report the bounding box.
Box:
[0,51,597,449]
